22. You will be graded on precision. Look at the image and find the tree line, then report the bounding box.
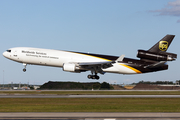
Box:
[39,81,114,90]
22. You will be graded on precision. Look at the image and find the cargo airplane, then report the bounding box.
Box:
[3,35,177,80]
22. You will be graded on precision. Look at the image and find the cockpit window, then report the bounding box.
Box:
[6,50,11,52]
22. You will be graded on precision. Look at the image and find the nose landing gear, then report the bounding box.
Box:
[23,63,27,72]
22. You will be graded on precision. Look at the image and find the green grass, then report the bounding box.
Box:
[0,90,180,95]
[0,98,180,112]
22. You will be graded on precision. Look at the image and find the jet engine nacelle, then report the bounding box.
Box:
[63,63,82,73]
[137,50,177,61]
[63,63,76,72]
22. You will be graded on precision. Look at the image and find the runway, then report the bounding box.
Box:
[0,94,180,119]
[0,94,180,98]
[0,112,180,119]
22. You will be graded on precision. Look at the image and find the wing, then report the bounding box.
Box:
[78,61,113,74]
[77,54,125,74]
[73,54,124,74]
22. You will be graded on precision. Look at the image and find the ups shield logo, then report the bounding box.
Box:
[159,41,168,51]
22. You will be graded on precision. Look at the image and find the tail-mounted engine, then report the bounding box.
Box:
[137,50,177,61]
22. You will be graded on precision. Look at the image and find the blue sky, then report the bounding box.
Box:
[0,0,180,85]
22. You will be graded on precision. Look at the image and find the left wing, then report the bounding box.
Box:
[78,61,113,74]
[76,54,125,74]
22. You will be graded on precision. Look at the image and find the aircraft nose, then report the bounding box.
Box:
[3,51,8,58]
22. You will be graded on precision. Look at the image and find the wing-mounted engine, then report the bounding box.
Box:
[137,50,177,61]
[63,63,83,73]
[63,63,76,72]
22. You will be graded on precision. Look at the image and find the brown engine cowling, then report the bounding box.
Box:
[137,50,177,61]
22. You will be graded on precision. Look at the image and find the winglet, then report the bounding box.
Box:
[116,54,125,62]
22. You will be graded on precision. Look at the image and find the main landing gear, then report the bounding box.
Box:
[23,63,27,72]
[87,75,100,80]
[87,74,100,80]
[87,67,101,80]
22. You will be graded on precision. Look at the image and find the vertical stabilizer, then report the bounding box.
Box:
[148,35,175,53]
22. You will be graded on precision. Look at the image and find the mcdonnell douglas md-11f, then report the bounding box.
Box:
[3,35,177,80]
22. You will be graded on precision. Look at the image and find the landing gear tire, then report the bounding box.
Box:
[95,75,99,80]
[23,68,26,72]
[87,75,100,80]
[87,75,92,79]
